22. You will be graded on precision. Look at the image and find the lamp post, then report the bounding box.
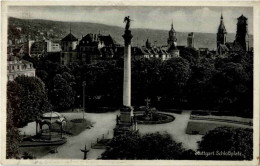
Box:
[82,81,86,120]
[80,145,89,160]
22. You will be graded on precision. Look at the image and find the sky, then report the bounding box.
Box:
[8,6,253,34]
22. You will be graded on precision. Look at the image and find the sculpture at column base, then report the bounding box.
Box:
[114,106,137,136]
[122,30,133,46]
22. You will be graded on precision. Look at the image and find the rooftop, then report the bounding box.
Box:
[61,33,78,42]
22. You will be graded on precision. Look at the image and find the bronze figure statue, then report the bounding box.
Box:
[124,16,133,31]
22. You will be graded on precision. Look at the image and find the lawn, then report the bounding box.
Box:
[186,120,252,135]
[65,118,92,136]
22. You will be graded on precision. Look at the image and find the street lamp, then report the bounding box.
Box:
[82,81,86,120]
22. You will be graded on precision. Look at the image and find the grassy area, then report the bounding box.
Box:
[19,146,58,159]
[65,118,92,136]
[186,121,251,135]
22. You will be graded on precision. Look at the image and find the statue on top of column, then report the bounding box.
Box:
[124,16,133,31]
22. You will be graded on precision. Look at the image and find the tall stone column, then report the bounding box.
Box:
[122,30,133,107]
[114,17,136,136]
[119,30,133,123]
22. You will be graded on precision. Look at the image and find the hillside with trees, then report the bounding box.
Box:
[8,17,254,49]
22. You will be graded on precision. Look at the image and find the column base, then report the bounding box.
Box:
[114,106,137,136]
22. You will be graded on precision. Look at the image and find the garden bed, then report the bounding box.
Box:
[65,118,92,136]
[136,113,175,124]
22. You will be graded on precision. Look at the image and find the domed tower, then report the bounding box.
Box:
[167,21,177,49]
[235,14,248,51]
[217,13,227,48]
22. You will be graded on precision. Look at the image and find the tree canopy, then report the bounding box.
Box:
[7,76,51,127]
[198,127,253,160]
[101,132,189,160]
[21,49,253,117]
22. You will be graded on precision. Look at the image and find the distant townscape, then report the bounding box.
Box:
[6,12,253,161]
[7,14,252,81]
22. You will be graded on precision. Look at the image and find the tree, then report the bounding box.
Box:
[101,132,187,159]
[138,132,185,159]
[6,101,21,159]
[36,70,48,83]
[160,57,191,107]
[101,132,140,159]
[186,57,217,109]
[7,76,52,127]
[48,74,75,111]
[132,58,162,105]
[199,127,253,160]
[213,62,250,115]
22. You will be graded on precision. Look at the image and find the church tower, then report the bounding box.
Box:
[167,20,179,58]
[235,14,248,51]
[217,13,227,49]
[167,21,177,49]
[187,32,194,48]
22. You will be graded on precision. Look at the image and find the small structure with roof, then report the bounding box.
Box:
[36,112,67,140]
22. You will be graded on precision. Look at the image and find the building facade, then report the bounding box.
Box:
[27,40,61,57]
[60,32,78,65]
[60,31,119,65]
[7,56,36,81]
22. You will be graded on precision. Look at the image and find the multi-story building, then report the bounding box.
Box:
[60,31,120,65]
[7,55,36,81]
[29,40,61,57]
[60,32,78,65]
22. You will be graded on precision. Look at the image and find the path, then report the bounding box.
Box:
[41,111,119,159]
[138,110,202,150]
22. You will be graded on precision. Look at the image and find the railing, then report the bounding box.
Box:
[90,130,113,149]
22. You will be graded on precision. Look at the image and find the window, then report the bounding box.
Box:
[62,60,64,65]
[30,64,32,68]
[12,66,14,70]
[17,65,20,69]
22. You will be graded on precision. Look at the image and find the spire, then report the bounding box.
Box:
[218,13,227,34]
[171,19,173,30]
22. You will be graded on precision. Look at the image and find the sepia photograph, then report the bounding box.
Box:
[1,1,259,165]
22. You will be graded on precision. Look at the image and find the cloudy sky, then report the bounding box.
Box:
[8,6,253,34]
